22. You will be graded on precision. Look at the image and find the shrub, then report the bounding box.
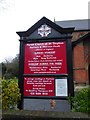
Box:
[68,87,90,113]
[2,78,21,110]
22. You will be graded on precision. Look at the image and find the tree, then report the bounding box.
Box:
[2,62,7,79]
[3,54,19,79]
[0,0,14,10]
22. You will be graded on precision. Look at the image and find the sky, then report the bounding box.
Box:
[0,0,89,62]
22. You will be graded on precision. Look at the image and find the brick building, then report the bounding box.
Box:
[73,32,90,85]
[56,19,90,85]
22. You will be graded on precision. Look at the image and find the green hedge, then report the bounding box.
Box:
[2,78,21,110]
[68,87,90,113]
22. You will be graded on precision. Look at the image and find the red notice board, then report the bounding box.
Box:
[24,77,55,96]
[24,41,67,74]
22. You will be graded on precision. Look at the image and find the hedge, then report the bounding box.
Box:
[68,87,90,113]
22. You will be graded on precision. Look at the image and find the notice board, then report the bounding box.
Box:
[23,41,68,97]
[17,17,74,109]
[24,41,67,74]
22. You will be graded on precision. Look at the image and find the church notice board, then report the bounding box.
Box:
[24,41,68,97]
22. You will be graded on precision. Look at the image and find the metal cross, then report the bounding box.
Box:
[38,25,51,37]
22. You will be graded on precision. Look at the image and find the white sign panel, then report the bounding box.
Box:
[55,78,68,96]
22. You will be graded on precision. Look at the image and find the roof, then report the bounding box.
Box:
[56,19,90,31]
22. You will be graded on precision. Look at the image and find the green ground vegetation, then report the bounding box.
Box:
[2,78,21,110]
[68,87,90,113]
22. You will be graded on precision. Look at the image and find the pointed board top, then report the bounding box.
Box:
[16,17,74,37]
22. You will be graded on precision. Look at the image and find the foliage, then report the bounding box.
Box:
[2,54,19,79]
[68,87,90,113]
[2,78,21,110]
[0,78,2,109]
[2,62,7,79]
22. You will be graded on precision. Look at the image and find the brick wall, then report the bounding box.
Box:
[72,31,90,84]
[73,42,88,84]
